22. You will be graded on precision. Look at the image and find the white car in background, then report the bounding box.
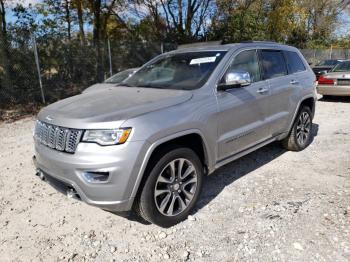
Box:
[83,68,139,93]
[317,61,350,97]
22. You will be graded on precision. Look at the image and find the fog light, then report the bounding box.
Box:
[82,171,109,183]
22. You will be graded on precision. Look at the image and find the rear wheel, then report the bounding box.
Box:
[134,147,203,227]
[282,106,313,151]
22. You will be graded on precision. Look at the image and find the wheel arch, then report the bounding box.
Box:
[286,95,316,136]
[300,96,316,118]
[130,130,211,199]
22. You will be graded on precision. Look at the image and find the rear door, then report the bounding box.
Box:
[258,49,294,136]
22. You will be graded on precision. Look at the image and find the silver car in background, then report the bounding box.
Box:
[33,42,317,227]
[317,60,350,97]
[83,68,138,93]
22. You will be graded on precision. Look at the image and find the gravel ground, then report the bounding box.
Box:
[0,97,349,262]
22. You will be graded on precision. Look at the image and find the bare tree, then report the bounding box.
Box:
[133,0,214,42]
[64,0,72,41]
[0,0,6,37]
[74,0,86,45]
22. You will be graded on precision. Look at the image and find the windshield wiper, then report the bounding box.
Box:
[136,84,165,89]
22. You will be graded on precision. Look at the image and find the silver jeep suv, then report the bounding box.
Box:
[33,42,317,227]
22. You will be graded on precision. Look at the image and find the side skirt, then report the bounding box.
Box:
[213,136,279,171]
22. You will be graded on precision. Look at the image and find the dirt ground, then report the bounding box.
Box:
[0,97,349,262]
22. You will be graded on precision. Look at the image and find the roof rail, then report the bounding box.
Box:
[177,41,223,50]
[239,40,279,44]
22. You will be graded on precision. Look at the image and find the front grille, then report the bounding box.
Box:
[34,121,83,153]
[337,79,350,86]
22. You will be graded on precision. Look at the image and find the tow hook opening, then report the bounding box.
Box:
[35,169,46,181]
[67,187,80,199]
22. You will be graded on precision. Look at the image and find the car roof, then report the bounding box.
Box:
[170,41,298,54]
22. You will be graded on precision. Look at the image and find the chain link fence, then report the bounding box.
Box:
[0,36,176,118]
[1,39,350,119]
[301,49,350,65]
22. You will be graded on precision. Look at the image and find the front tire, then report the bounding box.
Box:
[282,106,313,151]
[134,147,203,227]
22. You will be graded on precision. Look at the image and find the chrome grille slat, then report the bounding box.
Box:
[34,121,82,154]
[47,125,56,148]
[65,130,83,153]
[55,127,68,151]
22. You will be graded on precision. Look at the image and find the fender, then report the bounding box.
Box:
[130,129,212,199]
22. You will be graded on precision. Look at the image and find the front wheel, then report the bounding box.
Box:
[134,147,203,227]
[282,106,313,151]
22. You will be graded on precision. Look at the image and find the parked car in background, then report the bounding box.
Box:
[312,59,342,80]
[317,60,350,97]
[33,42,317,227]
[83,68,138,93]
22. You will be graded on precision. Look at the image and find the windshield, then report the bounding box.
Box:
[121,51,227,90]
[332,61,350,72]
[317,60,339,66]
[105,69,135,84]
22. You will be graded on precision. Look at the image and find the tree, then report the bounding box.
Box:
[0,0,6,36]
[73,0,86,45]
[132,0,214,43]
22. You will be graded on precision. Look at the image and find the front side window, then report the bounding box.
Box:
[260,50,288,79]
[122,51,227,90]
[284,51,306,74]
[225,49,261,83]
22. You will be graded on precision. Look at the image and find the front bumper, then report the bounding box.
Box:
[317,85,350,96]
[33,139,149,212]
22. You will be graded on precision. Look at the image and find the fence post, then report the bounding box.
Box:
[161,42,164,54]
[107,38,113,77]
[32,35,46,104]
[329,45,333,59]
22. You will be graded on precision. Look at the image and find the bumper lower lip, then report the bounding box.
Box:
[33,138,149,212]
[32,153,134,212]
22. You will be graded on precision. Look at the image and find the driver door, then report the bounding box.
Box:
[216,49,271,161]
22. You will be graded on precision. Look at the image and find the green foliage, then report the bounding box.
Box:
[0,0,349,109]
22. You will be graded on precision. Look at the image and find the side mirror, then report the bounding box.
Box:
[217,70,251,91]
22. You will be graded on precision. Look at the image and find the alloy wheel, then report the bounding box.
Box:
[296,111,311,146]
[154,158,198,217]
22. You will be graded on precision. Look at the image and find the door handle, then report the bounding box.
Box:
[257,87,269,94]
[290,80,299,85]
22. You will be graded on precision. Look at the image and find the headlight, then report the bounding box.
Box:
[82,128,132,146]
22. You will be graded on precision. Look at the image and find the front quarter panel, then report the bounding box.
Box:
[121,90,219,199]
[123,90,218,166]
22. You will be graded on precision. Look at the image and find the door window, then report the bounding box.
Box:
[284,51,306,74]
[226,50,261,83]
[260,50,288,79]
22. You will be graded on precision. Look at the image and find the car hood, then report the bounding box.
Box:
[38,86,193,129]
[82,83,114,93]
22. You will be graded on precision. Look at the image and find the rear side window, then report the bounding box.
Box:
[260,50,288,79]
[284,51,306,74]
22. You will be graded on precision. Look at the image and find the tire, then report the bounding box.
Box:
[134,146,203,227]
[282,106,313,151]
